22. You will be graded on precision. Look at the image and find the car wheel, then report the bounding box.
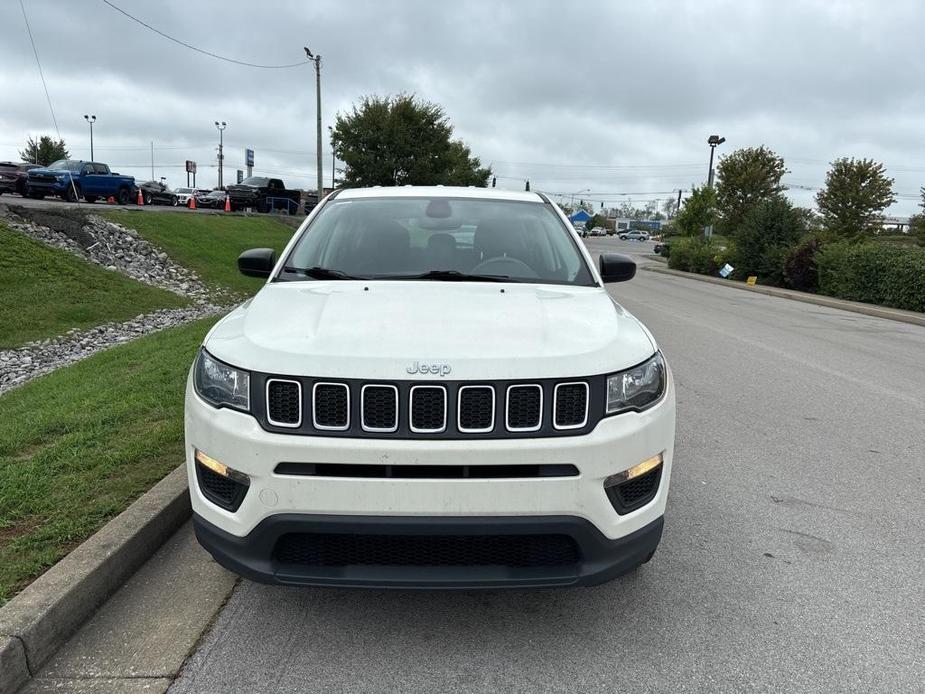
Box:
[256,199,268,213]
[144,193,153,205]
[63,184,80,203]
[172,196,178,207]
[117,188,130,205]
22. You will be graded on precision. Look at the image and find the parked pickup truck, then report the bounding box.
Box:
[26,160,135,204]
[225,176,301,213]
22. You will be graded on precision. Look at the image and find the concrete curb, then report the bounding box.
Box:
[0,466,190,694]
[643,265,925,328]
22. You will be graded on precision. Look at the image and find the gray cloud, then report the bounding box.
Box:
[1,0,922,214]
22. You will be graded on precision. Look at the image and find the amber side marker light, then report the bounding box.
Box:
[603,453,663,488]
[195,449,249,484]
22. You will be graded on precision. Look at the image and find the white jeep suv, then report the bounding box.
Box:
[185,186,675,588]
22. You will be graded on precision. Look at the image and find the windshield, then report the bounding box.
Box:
[239,177,268,186]
[47,160,82,171]
[281,197,594,286]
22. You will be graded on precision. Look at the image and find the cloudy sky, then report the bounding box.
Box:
[2,0,923,215]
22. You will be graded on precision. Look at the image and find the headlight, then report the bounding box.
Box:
[606,352,666,414]
[193,349,250,411]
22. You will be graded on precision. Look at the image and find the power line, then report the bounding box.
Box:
[19,0,61,141]
[101,0,310,69]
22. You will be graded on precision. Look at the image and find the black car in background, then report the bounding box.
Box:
[0,161,40,196]
[225,176,301,213]
[194,188,227,209]
[138,180,178,206]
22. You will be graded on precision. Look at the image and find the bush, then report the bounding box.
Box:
[783,236,823,292]
[817,243,925,312]
[732,196,807,286]
[668,237,723,275]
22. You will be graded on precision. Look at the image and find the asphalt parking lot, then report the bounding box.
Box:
[166,237,924,693]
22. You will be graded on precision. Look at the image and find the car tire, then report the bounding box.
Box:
[117,188,130,205]
[172,196,178,207]
[63,184,80,203]
[144,193,153,205]
[256,199,268,213]
[84,195,98,204]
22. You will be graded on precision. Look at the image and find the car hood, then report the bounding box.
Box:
[204,281,656,380]
[29,167,70,176]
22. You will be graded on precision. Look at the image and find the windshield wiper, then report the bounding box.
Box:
[282,266,362,280]
[374,270,515,283]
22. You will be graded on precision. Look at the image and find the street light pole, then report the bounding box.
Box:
[214,121,226,188]
[83,115,96,161]
[705,135,725,238]
[706,134,725,188]
[304,47,323,199]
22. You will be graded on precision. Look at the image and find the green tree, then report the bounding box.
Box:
[331,94,490,187]
[19,135,69,165]
[815,158,895,240]
[715,146,787,237]
[908,187,925,247]
[674,184,717,237]
[734,196,808,285]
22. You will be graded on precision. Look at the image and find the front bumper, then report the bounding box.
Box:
[193,511,664,589]
[185,369,675,587]
[27,180,67,194]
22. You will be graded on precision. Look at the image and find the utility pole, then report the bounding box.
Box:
[214,121,226,188]
[304,47,323,198]
[83,115,96,161]
[675,189,682,217]
[150,141,154,181]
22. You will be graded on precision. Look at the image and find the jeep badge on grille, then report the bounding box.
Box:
[406,361,452,377]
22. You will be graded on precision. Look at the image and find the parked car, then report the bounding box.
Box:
[174,186,196,206]
[653,241,670,257]
[186,186,675,589]
[619,230,650,241]
[194,188,228,209]
[138,180,179,206]
[589,226,606,237]
[225,176,301,213]
[26,160,135,204]
[0,161,40,196]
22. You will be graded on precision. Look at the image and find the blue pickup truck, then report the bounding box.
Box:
[26,160,136,204]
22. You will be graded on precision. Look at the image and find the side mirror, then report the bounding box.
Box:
[238,248,277,278]
[599,253,636,283]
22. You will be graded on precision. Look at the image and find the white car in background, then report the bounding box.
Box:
[185,186,676,589]
[174,186,195,205]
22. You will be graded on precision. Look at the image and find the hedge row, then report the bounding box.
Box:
[817,243,925,313]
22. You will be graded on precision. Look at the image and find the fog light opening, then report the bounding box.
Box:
[603,453,663,488]
[195,449,250,485]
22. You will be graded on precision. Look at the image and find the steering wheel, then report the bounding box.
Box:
[470,256,539,278]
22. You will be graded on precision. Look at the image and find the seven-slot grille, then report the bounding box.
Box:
[266,379,301,427]
[410,386,447,433]
[263,379,597,436]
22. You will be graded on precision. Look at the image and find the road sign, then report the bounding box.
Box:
[185,160,197,174]
[746,276,758,286]
[719,263,734,278]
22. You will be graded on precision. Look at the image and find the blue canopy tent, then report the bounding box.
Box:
[568,210,592,224]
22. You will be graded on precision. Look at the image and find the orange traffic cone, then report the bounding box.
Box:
[137,188,144,205]
[224,195,231,212]
[188,195,196,210]
[107,195,116,204]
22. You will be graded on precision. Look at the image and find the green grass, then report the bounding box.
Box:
[0,224,188,349]
[104,211,295,295]
[0,317,216,605]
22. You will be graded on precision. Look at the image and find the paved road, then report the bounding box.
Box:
[171,238,924,693]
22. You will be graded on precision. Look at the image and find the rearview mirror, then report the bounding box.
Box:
[238,248,277,278]
[599,253,636,283]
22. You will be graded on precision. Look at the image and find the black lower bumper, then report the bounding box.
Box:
[193,512,664,589]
